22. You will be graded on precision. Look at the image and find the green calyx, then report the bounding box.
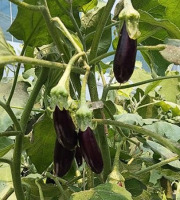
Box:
[50,84,69,110]
[76,104,93,131]
[119,0,141,40]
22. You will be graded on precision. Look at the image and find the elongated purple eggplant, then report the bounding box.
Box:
[75,146,83,167]
[54,139,75,177]
[113,22,137,83]
[78,127,103,174]
[53,106,77,150]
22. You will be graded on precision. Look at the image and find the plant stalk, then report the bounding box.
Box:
[93,119,180,157]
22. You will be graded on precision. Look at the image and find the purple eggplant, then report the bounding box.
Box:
[54,139,75,177]
[53,106,77,150]
[78,127,103,174]
[113,22,137,83]
[75,146,83,167]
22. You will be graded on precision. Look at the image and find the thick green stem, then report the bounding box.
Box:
[39,5,69,61]
[0,131,20,137]
[0,101,21,131]
[0,55,84,74]
[0,103,24,199]
[93,119,180,156]
[135,156,179,176]
[88,71,111,181]
[89,0,116,61]
[113,141,124,171]
[20,67,49,132]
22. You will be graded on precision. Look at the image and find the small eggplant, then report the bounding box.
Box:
[53,106,77,150]
[75,146,83,167]
[54,139,75,177]
[113,22,137,83]
[78,127,103,174]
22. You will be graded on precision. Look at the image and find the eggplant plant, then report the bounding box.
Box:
[0,0,180,199]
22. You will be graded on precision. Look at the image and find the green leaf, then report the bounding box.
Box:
[138,10,180,39]
[0,28,15,56]
[25,114,56,173]
[0,137,14,158]
[146,140,180,169]
[82,0,98,13]
[144,80,162,95]
[130,67,151,91]
[70,183,133,200]
[0,81,29,132]
[154,100,180,116]
[125,178,146,197]
[22,177,63,200]
[103,100,117,119]
[144,121,180,142]
[8,0,82,46]
[114,113,144,126]
[160,45,180,65]
[159,0,180,28]
[158,71,180,103]
[8,0,50,47]
[141,37,170,76]
[81,7,112,56]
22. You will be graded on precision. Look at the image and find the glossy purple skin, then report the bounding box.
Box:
[113,22,137,83]
[53,106,77,150]
[75,146,83,167]
[54,139,75,177]
[79,127,103,174]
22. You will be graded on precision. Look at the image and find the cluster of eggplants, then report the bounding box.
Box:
[53,106,77,177]
[53,106,103,177]
[113,22,137,83]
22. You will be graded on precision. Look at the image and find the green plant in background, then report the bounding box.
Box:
[0,0,180,199]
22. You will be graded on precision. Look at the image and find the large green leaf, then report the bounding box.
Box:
[147,140,180,169]
[158,71,180,103]
[81,7,112,56]
[132,0,165,16]
[144,121,180,142]
[0,81,29,132]
[139,10,180,39]
[115,113,143,126]
[159,0,180,28]
[25,114,56,173]
[0,137,14,158]
[8,0,51,47]
[125,178,146,197]
[22,177,63,200]
[70,183,133,200]
[8,0,88,47]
